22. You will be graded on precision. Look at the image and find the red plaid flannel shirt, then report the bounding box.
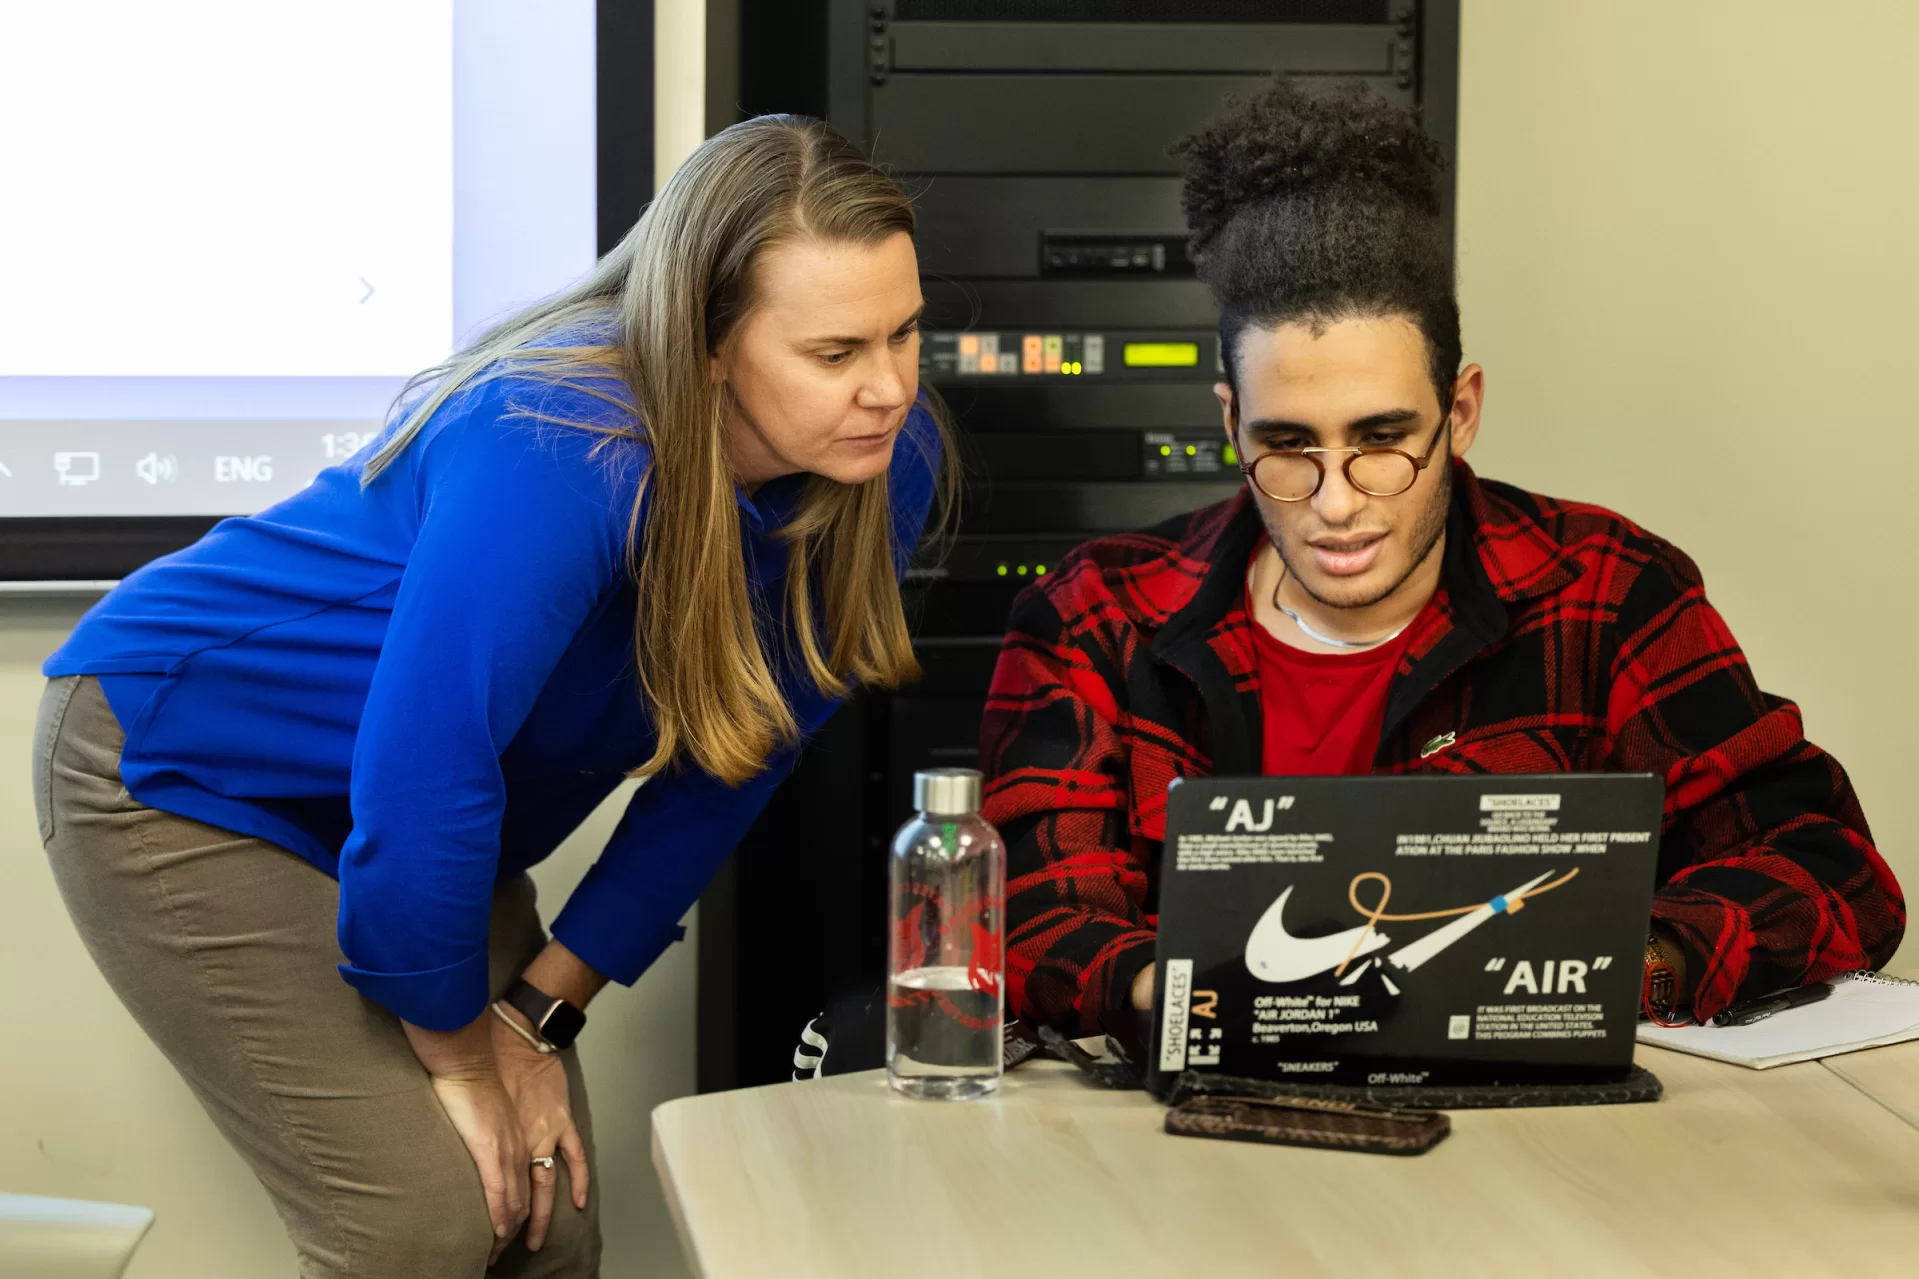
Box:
[980,462,1903,1034]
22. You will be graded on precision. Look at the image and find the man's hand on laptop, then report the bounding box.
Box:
[1131,964,1156,1012]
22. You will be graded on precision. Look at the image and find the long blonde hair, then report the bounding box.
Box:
[363,115,955,785]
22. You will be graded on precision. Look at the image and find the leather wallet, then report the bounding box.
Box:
[1164,1093,1450,1156]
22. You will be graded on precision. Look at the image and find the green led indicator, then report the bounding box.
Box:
[1036,564,1047,575]
[1159,445,1172,457]
[996,564,1008,577]
[1223,444,1238,464]
[1185,445,1198,457]
[1017,565,1028,576]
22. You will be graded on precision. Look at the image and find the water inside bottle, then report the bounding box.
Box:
[887,964,1001,1100]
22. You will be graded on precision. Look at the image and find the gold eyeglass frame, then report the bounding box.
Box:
[1236,418,1452,503]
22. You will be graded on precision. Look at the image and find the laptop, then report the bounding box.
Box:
[1148,773,1664,1097]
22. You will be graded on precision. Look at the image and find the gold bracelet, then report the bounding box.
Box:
[490,999,556,1054]
[1642,935,1683,1025]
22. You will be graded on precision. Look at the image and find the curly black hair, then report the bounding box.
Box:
[1176,78,1457,410]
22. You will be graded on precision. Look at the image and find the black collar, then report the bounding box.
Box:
[1148,497,1266,663]
[1144,485,1511,771]
[1151,486,1506,659]
[1437,492,1509,648]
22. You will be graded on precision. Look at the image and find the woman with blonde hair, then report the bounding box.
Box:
[34,115,950,1277]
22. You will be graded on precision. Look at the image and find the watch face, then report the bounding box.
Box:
[538,1000,586,1049]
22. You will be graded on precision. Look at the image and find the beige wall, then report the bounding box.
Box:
[656,0,708,192]
[1456,0,1919,934]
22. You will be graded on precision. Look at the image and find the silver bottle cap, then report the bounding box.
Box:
[913,768,982,817]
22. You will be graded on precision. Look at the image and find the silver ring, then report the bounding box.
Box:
[530,1155,556,1171]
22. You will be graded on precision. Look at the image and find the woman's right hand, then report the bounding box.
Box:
[405,1018,530,1264]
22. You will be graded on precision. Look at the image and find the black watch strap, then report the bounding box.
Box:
[503,977,587,1051]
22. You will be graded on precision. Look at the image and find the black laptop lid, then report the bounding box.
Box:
[1149,773,1663,1095]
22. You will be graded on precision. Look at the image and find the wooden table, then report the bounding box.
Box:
[653,1039,1919,1278]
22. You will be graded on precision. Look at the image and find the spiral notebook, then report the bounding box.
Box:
[1635,972,1919,1069]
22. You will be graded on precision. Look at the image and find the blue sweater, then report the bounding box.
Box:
[45,372,941,1031]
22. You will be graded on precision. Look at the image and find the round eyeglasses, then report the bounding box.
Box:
[1237,419,1451,503]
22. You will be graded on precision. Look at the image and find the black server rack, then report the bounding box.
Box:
[700,0,1458,1090]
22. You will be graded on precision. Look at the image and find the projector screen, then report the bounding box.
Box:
[0,0,597,519]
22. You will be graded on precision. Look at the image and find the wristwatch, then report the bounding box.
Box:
[1642,934,1681,1025]
[502,977,587,1051]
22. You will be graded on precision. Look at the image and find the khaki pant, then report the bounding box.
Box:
[34,676,601,1278]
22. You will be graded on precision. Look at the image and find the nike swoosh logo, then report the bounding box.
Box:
[1244,886,1391,983]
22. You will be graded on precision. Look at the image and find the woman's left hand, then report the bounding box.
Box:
[490,1012,590,1252]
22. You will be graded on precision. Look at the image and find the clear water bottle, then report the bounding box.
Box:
[887,768,1006,1100]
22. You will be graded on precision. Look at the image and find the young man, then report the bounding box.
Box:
[979,80,1902,1049]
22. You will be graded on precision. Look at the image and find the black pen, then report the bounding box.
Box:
[1711,982,1832,1028]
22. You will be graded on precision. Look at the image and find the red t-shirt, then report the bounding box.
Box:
[1247,561,1421,777]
